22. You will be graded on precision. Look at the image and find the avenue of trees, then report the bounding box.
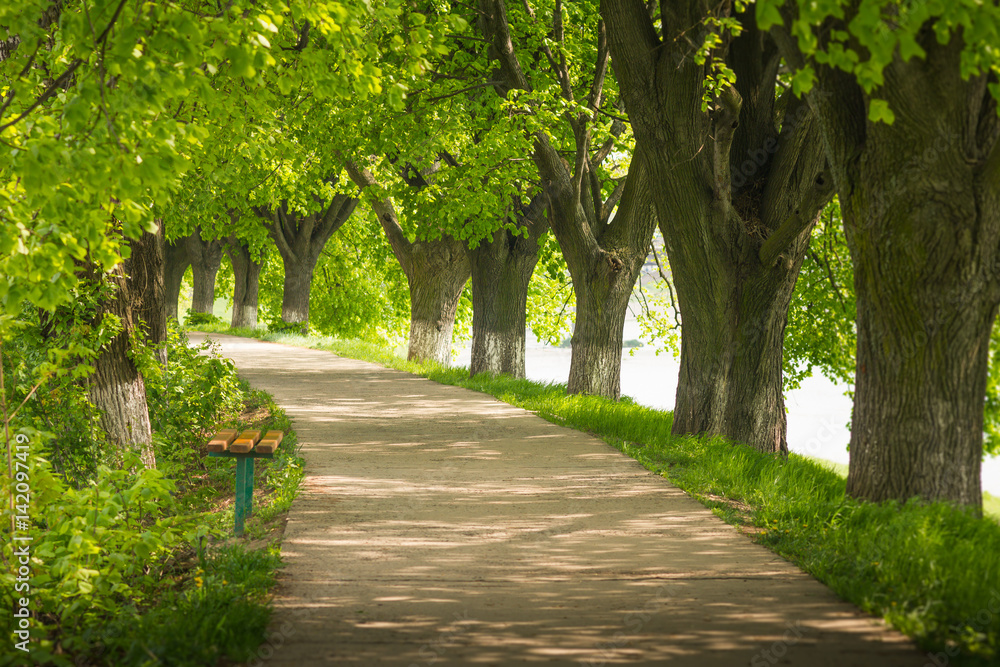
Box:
[2,0,999,519]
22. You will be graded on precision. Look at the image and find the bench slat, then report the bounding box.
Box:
[207,428,239,453]
[254,430,284,454]
[230,429,263,454]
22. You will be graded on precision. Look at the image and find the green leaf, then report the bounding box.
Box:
[898,33,926,62]
[757,1,786,31]
[791,66,816,96]
[868,98,895,124]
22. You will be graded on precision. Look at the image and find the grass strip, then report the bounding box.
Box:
[198,326,1000,665]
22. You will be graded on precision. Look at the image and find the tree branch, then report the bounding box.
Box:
[0,58,82,132]
[343,159,413,274]
[477,0,532,93]
[587,20,610,111]
[601,177,627,225]
[550,0,574,103]
[758,206,818,267]
[416,80,505,106]
[768,20,866,196]
[317,194,358,244]
[601,147,656,254]
[599,0,659,98]
[0,0,126,132]
[758,92,833,263]
[264,208,296,263]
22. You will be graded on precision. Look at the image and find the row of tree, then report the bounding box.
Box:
[2,0,998,510]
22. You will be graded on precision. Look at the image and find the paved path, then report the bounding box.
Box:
[193,334,923,666]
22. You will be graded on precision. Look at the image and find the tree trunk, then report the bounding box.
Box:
[468,207,546,378]
[125,225,167,366]
[475,0,660,399]
[88,262,155,468]
[565,252,638,398]
[185,228,222,316]
[534,143,658,400]
[600,3,833,450]
[468,235,538,378]
[279,254,316,330]
[163,235,190,321]
[667,214,809,453]
[224,237,262,329]
[837,64,1000,507]
[769,25,1000,507]
[846,214,996,505]
[407,239,471,365]
[255,194,357,333]
[344,160,471,366]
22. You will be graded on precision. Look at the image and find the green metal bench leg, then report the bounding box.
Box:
[209,447,271,537]
[245,455,255,515]
[234,455,256,536]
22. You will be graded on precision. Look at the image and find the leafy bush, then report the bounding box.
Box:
[1,301,116,484]
[1,315,299,665]
[183,310,224,327]
[0,451,209,664]
[263,315,309,335]
[136,326,245,460]
[61,545,279,667]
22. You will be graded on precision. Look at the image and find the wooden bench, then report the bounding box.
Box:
[206,429,284,536]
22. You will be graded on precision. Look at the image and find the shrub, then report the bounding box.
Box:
[1,316,290,665]
[183,310,224,327]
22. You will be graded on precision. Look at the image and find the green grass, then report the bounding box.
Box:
[110,545,280,667]
[985,493,1000,523]
[803,455,849,477]
[807,456,1000,525]
[195,327,1000,665]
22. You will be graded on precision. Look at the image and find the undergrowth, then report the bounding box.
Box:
[1,324,303,666]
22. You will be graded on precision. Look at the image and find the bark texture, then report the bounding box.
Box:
[126,225,167,366]
[477,0,659,398]
[0,2,62,63]
[600,1,833,451]
[345,161,471,365]
[254,191,357,332]
[224,236,263,329]
[468,195,548,378]
[163,234,190,321]
[184,228,223,315]
[87,259,155,469]
[407,241,471,365]
[773,21,1000,506]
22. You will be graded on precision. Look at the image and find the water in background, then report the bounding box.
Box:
[453,319,1000,495]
